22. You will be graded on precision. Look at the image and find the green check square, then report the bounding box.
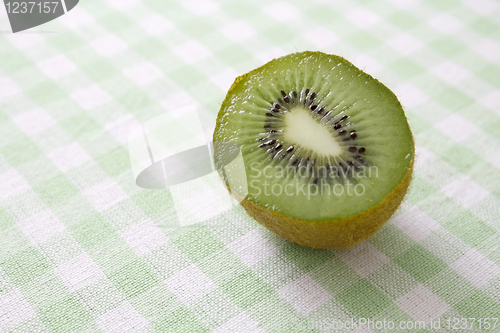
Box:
[108,259,161,299]
[39,295,92,333]
[455,291,500,320]
[173,226,225,263]
[394,244,447,283]
[221,269,276,310]
[444,211,496,247]
[1,247,51,286]
[337,279,391,318]
[69,214,117,250]
[280,242,334,273]
[32,175,78,206]
[153,307,210,333]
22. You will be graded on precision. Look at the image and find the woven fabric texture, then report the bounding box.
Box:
[0,0,499,332]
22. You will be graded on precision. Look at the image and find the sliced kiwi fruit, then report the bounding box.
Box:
[213,51,414,249]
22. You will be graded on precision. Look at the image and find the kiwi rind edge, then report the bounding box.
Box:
[215,51,414,249]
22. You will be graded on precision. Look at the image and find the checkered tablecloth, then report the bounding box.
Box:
[1,0,499,332]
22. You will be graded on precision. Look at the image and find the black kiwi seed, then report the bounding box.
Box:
[269,130,277,134]
[317,107,324,114]
[275,143,282,150]
[339,130,346,136]
[271,108,280,113]
[284,95,290,103]
[310,105,317,111]
[281,90,286,97]
[350,131,357,139]
[258,143,266,147]
[334,123,342,130]
[266,112,275,117]
[341,115,348,122]
[292,91,298,99]
[310,92,316,100]
[353,155,362,160]
[358,147,365,153]
[267,139,276,145]
[305,88,310,95]
[273,103,281,109]
[348,146,357,152]
[286,146,294,153]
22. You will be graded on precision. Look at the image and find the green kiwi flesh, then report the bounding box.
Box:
[213,51,413,222]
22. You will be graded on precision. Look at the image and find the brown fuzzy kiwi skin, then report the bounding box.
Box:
[215,51,415,249]
[231,155,413,249]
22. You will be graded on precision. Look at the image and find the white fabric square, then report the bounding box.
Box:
[488,150,500,168]
[347,8,380,28]
[463,0,499,15]
[392,205,441,242]
[451,249,500,288]
[0,289,36,331]
[303,27,338,48]
[182,0,219,16]
[83,179,128,212]
[0,77,21,100]
[479,90,500,114]
[264,2,299,22]
[6,33,43,50]
[121,220,169,256]
[278,275,331,316]
[336,241,390,277]
[71,84,111,110]
[428,13,463,34]
[220,21,256,42]
[106,0,139,10]
[139,14,174,36]
[414,145,435,169]
[96,301,149,333]
[431,60,470,83]
[123,62,163,86]
[165,264,216,305]
[13,108,55,135]
[441,176,489,209]
[386,0,419,8]
[396,285,450,324]
[171,172,233,227]
[0,169,30,201]
[58,7,94,29]
[48,142,91,172]
[388,33,424,55]
[210,68,240,92]
[352,55,382,75]
[214,312,266,333]
[37,55,76,79]
[90,34,127,57]
[173,41,211,64]
[55,253,105,292]
[160,91,198,111]
[227,230,277,267]
[434,114,479,142]
[256,47,287,63]
[474,39,500,62]
[105,115,141,145]
[17,209,66,245]
[393,83,429,108]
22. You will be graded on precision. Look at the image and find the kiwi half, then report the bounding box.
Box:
[213,51,414,249]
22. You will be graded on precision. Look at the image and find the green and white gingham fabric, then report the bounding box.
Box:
[1,0,500,332]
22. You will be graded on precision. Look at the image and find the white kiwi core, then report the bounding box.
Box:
[283,106,342,157]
